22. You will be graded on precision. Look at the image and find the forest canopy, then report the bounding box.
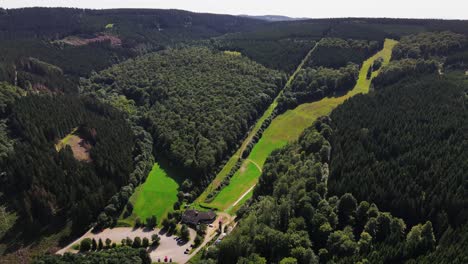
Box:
[198,118,442,264]
[306,38,381,69]
[83,47,285,178]
[0,95,135,232]
[392,31,468,60]
[330,73,468,234]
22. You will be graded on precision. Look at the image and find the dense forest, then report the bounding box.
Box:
[372,31,467,88]
[196,73,467,264]
[278,63,359,111]
[0,8,265,94]
[0,95,135,233]
[83,47,285,181]
[306,38,381,69]
[1,8,468,263]
[198,118,444,264]
[371,58,438,89]
[194,30,468,264]
[392,31,467,60]
[329,73,468,236]
[210,38,316,73]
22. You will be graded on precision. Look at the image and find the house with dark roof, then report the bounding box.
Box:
[181,209,216,226]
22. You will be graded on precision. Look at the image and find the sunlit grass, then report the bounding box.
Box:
[205,39,398,213]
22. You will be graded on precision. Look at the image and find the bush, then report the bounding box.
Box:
[132,236,142,248]
[142,237,149,248]
[80,238,92,252]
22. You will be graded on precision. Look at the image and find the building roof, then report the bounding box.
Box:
[182,209,216,225]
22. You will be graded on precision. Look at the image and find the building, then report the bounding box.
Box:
[181,209,216,226]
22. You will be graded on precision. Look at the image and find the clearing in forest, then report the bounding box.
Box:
[205,39,398,212]
[119,161,182,226]
[55,127,92,162]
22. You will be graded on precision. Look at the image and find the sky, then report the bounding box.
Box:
[1,0,468,20]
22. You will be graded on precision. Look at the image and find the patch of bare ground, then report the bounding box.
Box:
[59,33,122,47]
[66,135,92,162]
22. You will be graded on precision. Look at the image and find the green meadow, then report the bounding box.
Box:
[119,162,181,226]
[205,39,398,213]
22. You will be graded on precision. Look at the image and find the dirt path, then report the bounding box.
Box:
[246,159,262,173]
[231,185,255,208]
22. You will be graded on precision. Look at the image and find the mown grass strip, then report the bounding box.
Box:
[206,39,398,213]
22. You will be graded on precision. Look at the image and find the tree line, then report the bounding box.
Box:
[391,31,467,60]
[278,63,359,112]
[197,118,440,264]
[306,38,381,69]
[32,247,151,264]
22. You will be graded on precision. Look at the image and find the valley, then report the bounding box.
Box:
[0,7,466,264]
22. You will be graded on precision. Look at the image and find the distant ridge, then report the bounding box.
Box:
[239,14,310,22]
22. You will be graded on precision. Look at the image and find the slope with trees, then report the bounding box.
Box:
[197,118,441,264]
[83,47,284,183]
[329,73,468,236]
[391,31,468,60]
[0,95,137,235]
[0,8,265,94]
[305,38,382,69]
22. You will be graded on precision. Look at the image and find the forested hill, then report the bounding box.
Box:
[197,72,468,264]
[83,47,284,182]
[0,95,136,233]
[0,8,264,41]
[208,18,468,73]
[329,72,468,234]
[200,118,445,263]
[0,8,264,94]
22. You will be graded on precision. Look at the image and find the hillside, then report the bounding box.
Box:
[83,47,284,180]
[190,33,467,264]
[0,8,264,94]
[0,7,467,264]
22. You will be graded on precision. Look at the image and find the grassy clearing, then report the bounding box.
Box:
[226,188,253,215]
[55,127,78,151]
[119,161,182,226]
[205,39,398,213]
[194,100,277,205]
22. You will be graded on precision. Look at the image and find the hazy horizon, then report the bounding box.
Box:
[2,0,468,20]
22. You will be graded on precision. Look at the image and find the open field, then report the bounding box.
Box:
[204,39,398,212]
[119,162,181,226]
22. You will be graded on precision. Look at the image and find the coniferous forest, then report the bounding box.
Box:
[83,47,285,180]
[0,6,467,264]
